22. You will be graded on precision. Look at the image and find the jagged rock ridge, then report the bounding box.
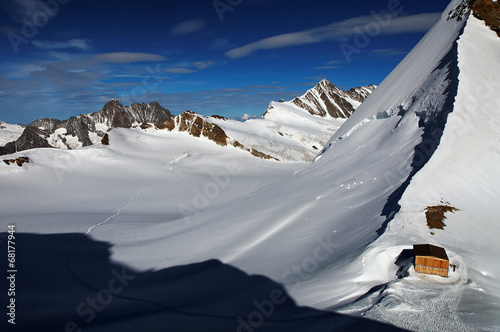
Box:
[285,79,376,119]
[0,101,172,155]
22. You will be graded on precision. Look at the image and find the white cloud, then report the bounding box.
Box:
[32,39,91,50]
[240,114,258,121]
[226,31,318,58]
[226,13,441,59]
[171,19,207,36]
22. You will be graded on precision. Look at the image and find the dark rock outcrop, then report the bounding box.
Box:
[156,111,229,147]
[101,133,110,146]
[12,125,53,152]
[448,0,475,21]
[89,100,171,128]
[472,0,500,37]
[2,156,30,167]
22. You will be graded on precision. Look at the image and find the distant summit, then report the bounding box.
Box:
[264,79,375,119]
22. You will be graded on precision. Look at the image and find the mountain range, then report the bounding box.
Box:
[0,79,375,162]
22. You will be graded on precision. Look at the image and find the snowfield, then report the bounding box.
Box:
[0,121,24,146]
[0,0,499,331]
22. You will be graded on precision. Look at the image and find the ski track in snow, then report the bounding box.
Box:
[84,153,268,235]
[84,158,205,235]
[85,185,154,235]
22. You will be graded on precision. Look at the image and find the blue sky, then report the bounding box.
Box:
[0,0,451,124]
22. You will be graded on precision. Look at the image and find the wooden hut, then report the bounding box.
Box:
[413,244,449,277]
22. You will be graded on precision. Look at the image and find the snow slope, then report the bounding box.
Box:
[211,101,346,162]
[0,0,499,331]
[352,14,500,331]
[0,121,24,146]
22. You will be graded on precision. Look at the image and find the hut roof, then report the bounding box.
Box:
[413,244,448,261]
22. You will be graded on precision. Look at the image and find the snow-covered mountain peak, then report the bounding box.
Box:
[102,98,124,109]
[263,79,375,120]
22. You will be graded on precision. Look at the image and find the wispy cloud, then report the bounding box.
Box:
[2,63,45,79]
[171,19,207,36]
[226,13,440,58]
[163,60,213,74]
[315,66,341,70]
[92,52,168,64]
[32,39,91,50]
[314,59,343,70]
[194,61,213,70]
[226,31,318,59]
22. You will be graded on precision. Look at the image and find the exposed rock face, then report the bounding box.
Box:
[156,111,278,160]
[90,100,171,128]
[472,0,500,37]
[269,79,375,119]
[448,0,475,21]
[101,133,110,146]
[2,156,29,167]
[156,111,229,147]
[0,101,172,155]
[247,148,279,161]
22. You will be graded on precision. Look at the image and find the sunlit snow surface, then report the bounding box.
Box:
[0,121,24,146]
[1,0,499,331]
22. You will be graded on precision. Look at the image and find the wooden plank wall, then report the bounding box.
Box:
[415,256,449,277]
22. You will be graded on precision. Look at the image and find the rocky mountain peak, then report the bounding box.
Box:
[102,99,124,112]
[286,79,376,119]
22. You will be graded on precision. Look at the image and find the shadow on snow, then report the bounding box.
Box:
[0,232,406,332]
